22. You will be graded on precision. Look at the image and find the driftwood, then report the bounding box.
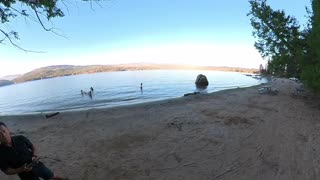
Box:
[45,112,60,119]
[184,92,200,97]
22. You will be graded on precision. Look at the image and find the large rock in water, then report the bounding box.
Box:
[195,74,209,87]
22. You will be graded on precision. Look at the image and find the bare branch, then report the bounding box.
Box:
[94,1,103,8]
[0,28,45,53]
[10,6,38,23]
[33,9,53,31]
[0,0,109,51]
[3,23,13,32]
[60,0,70,15]
[33,8,68,39]
[90,0,94,11]
[0,36,8,43]
[9,7,28,17]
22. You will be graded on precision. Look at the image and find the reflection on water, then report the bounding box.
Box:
[195,87,208,94]
[0,70,267,115]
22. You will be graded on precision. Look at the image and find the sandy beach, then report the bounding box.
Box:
[1,78,320,180]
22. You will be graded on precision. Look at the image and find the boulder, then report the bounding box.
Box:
[195,74,209,87]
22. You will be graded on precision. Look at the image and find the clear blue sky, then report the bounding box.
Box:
[0,0,311,77]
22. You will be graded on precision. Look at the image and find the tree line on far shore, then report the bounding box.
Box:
[248,0,320,91]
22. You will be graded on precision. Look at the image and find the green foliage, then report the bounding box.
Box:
[248,0,320,91]
[0,0,64,22]
[248,0,300,58]
[301,64,320,91]
[248,0,302,78]
[309,0,320,59]
[0,0,81,48]
[0,0,65,50]
[301,0,320,91]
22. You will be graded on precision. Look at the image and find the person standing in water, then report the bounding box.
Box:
[90,87,94,92]
[88,91,92,99]
[140,83,143,92]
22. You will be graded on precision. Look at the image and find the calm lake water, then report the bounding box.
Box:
[0,70,267,115]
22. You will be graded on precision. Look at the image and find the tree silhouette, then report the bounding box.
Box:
[248,0,320,90]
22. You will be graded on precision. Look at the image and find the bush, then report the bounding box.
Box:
[301,63,320,92]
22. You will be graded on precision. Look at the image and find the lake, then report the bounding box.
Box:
[0,70,267,115]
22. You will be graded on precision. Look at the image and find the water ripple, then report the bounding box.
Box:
[0,70,267,115]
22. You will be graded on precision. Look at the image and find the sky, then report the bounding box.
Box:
[0,0,311,77]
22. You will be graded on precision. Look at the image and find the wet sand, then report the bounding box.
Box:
[1,78,320,180]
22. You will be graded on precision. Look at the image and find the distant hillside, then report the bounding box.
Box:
[0,74,21,81]
[0,80,14,87]
[13,64,259,83]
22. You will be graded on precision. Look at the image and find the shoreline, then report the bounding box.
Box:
[0,83,263,118]
[1,78,319,180]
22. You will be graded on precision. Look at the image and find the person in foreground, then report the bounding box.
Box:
[0,122,67,180]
